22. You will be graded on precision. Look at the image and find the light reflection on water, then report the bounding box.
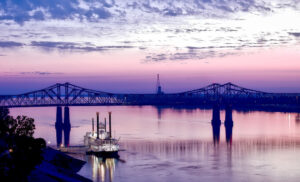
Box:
[9,106,300,182]
[90,156,116,182]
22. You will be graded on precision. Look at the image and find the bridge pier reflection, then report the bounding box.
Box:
[55,106,71,147]
[212,104,221,145]
[211,104,234,145]
[224,105,233,145]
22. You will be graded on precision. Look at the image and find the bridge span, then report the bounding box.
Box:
[1,82,299,147]
[0,82,299,108]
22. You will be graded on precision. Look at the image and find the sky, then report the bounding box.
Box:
[0,0,300,94]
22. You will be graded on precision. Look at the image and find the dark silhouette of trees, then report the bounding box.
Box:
[0,107,9,119]
[10,116,35,137]
[0,108,35,137]
[0,107,45,181]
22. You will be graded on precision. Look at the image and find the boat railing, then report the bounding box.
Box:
[94,139,119,145]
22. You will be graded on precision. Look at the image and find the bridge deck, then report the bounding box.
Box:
[0,82,299,107]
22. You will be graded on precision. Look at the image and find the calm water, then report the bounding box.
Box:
[10,106,300,182]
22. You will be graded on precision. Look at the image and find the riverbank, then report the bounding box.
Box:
[28,147,91,182]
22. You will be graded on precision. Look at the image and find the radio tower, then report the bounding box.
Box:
[156,74,162,94]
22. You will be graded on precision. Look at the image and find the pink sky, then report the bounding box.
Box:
[1,46,300,94]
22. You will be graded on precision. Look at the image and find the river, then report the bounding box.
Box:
[10,106,300,182]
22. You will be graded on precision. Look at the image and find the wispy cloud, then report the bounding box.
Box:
[0,41,23,48]
[19,71,63,76]
[30,41,135,52]
[145,48,239,62]
[1,71,64,77]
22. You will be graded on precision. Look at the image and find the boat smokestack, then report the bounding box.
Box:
[104,118,107,132]
[109,112,112,139]
[92,118,94,136]
[96,112,99,139]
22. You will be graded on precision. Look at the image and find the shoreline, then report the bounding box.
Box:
[28,147,92,182]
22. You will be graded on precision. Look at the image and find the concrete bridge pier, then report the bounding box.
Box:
[64,106,71,147]
[212,104,221,125]
[212,104,221,145]
[224,105,233,145]
[55,106,63,147]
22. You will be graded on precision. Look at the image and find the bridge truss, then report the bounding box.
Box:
[0,82,299,107]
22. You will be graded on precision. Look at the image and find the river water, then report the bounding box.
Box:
[10,106,300,182]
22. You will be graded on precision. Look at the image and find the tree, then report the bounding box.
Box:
[0,107,12,136]
[12,116,35,137]
[0,107,9,120]
[0,107,45,181]
[0,108,35,137]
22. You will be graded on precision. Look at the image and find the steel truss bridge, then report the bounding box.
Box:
[0,82,299,108]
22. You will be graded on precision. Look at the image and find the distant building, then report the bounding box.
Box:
[156,74,163,94]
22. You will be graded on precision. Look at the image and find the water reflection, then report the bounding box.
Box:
[9,106,300,182]
[225,105,233,146]
[88,156,117,182]
[120,138,300,157]
[79,137,300,182]
[225,124,233,145]
[57,105,235,147]
[156,106,163,120]
[212,105,221,145]
[212,123,221,145]
[296,113,300,124]
[211,105,234,146]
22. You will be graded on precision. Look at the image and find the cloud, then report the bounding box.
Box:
[1,71,64,76]
[0,0,300,62]
[30,41,135,52]
[145,48,239,62]
[0,0,112,24]
[19,71,63,76]
[0,0,293,24]
[0,41,23,48]
[129,0,276,18]
[289,32,300,37]
[145,54,168,62]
